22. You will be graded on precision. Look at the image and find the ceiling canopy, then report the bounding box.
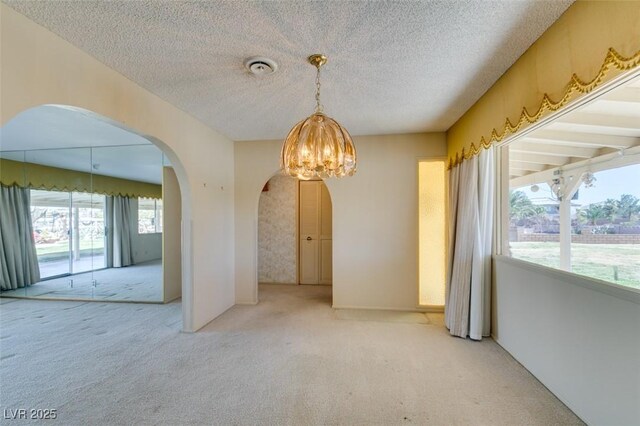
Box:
[509,74,640,187]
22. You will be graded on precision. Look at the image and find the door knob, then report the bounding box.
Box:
[306,236,312,241]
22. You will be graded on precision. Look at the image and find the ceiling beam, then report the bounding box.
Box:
[509,152,569,166]
[510,145,640,188]
[595,147,623,157]
[510,141,596,158]
[550,112,640,135]
[525,129,639,149]
[510,161,547,172]
[600,87,640,104]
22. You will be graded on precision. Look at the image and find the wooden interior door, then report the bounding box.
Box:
[299,181,332,285]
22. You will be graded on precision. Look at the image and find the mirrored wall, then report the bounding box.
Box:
[0,144,170,302]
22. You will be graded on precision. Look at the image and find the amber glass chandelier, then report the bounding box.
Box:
[281,54,357,179]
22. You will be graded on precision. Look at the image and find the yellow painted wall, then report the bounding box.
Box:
[447,1,640,165]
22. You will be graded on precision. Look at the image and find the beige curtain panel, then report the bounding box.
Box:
[111,195,135,268]
[0,184,41,290]
[445,146,494,340]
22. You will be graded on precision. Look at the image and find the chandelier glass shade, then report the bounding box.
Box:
[280,54,357,179]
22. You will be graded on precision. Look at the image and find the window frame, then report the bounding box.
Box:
[137,197,163,235]
[495,68,640,300]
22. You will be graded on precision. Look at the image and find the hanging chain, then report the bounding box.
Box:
[315,66,323,113]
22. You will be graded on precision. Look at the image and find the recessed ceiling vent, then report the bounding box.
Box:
[244,57,278,76]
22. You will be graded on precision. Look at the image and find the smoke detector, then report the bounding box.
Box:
[244,57,278,76]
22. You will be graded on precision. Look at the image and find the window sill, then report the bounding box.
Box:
[493,255,640,305]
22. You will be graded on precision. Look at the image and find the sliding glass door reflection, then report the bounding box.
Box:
[71,192,106,274]
[29,190,107,280]
[1,143,165,303]
[30,189,72,279]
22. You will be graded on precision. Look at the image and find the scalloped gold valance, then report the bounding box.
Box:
[0,158,161,199]
[448,47,640,169]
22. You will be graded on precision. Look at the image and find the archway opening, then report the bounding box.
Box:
[257,173,333,304]
[0,105,187,314]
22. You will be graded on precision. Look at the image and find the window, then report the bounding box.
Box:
[507,162,640,289]
[138,197,163,234]
[418,160,447,306]
[502,73,640,290]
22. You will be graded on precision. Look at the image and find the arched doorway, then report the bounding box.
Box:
[0,105,186,309]
[257,173,333,299]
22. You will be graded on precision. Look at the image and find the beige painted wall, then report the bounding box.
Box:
[1,4,235,331]
[447,1,640,162]
[235,133,447,309]
[493,256,640,425]
[258,175,297,284]
[163,166,182,303]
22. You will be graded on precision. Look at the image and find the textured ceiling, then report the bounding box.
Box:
[4,0,573,141]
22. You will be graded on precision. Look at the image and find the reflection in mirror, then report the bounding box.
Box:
[25,148,96,298]
[1,106,173,302]
[91,145,164,301]
[0,150,28,297]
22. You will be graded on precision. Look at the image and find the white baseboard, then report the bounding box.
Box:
[332,304,444,313]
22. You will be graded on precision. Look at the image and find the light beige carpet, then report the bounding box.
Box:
[0,284,582,425]
[335,308,430,324]
[0,259,162,302]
